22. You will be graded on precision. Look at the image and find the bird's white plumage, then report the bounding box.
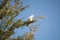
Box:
[28,15,34,21]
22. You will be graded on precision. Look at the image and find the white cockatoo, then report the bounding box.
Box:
[25,15,34,26]
[28,15,34,22]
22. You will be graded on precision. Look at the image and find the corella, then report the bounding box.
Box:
[28,15,34,22]
[25,15,34,26]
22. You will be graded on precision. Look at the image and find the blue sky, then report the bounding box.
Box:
[13,0,60,40]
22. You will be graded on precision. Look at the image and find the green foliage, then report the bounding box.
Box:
[0,0,45,40]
